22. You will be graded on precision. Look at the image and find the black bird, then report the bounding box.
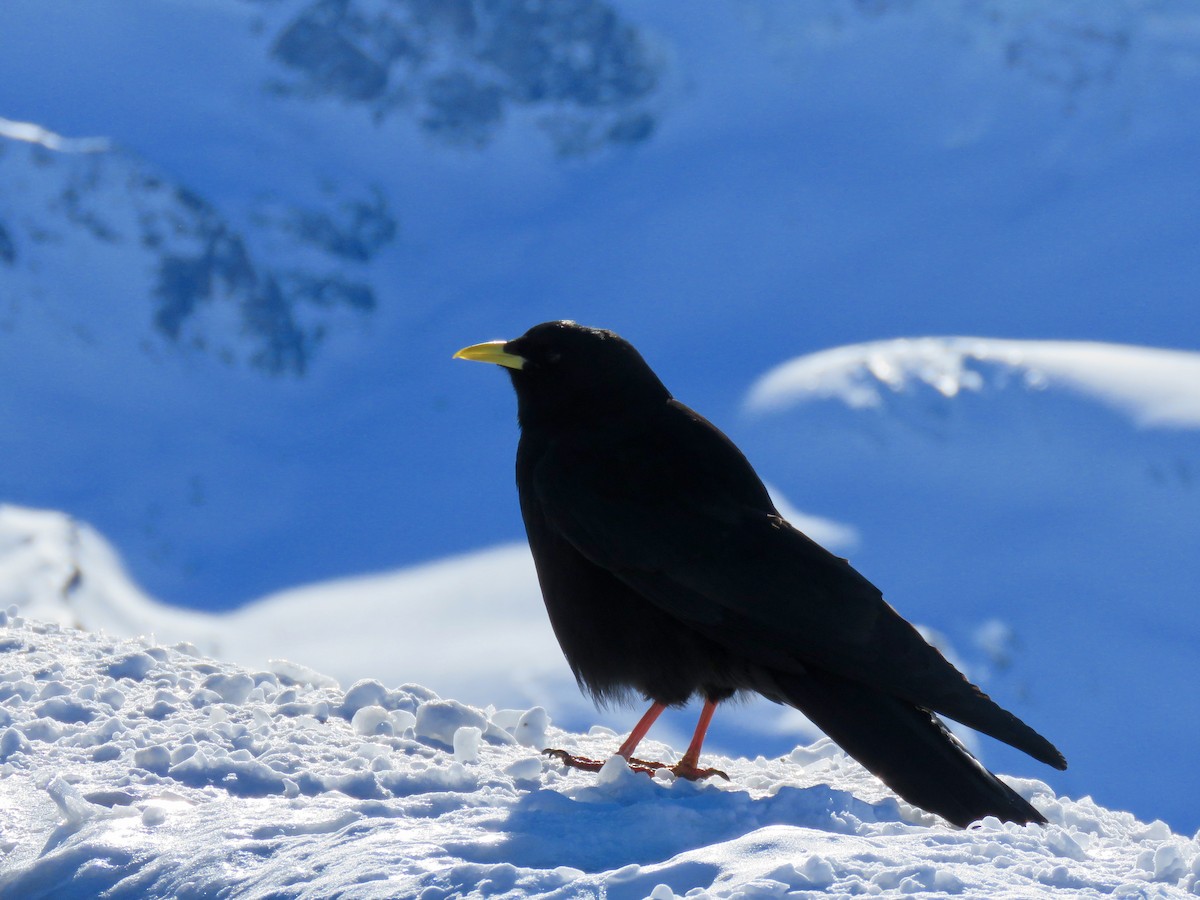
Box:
[455,320,1066,827]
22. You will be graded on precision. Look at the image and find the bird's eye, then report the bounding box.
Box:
[546,352,563,364]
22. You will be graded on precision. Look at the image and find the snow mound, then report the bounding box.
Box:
[219,542,558,706]
[1,615,1197,898]
[0,505,213,642]
[746,337,1200,429]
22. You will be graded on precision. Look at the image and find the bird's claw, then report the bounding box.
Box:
[541,748,607,772]
[668,761,730,781]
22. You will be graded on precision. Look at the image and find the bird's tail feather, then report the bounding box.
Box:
[774,670,1047,828]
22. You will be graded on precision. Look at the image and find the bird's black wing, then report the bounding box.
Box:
[530,400,1065,770]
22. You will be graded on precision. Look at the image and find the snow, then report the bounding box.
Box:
[0,114,109,152]
[2,614,1197,898]
[746,338,1200,428]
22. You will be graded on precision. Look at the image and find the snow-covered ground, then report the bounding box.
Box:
[2,613,1197,898]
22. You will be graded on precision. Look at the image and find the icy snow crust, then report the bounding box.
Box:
[1,616,1197,899]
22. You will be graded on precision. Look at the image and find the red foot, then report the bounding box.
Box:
[542,749,728,781]
[541,748,606,772]
[669,761,729,781]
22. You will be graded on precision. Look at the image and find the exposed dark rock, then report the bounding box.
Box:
[154,229,255,342]
[267,0,663,153]
[290,193,396,262]
[152,199,378,376]
[477,0,658,107]
[285,274,376,311]
[273,0,390,102]
[422,73,504,145]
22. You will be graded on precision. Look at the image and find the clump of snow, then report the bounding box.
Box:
[103,651,158,681]
[339,679,390,717]
[350,705,391,737]
[414,698,492,748]
[453,725,484,763]
[1,614,1197,898]
[513,706,551,749]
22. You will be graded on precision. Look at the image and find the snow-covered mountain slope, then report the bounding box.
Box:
[2,615,1197,898]
[2,0,1199,615]
[0,117,385,376]
[0,0,663,374]
[0,505,221,646]
[0,0,673,608]
[741,337,1200,836]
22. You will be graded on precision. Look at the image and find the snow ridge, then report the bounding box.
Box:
[0,115,110,153]
[746,337,1200,429]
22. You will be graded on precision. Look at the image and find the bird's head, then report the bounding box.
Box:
[455,320,671,429]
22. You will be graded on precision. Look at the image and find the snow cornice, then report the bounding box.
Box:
[745,337,1200,430]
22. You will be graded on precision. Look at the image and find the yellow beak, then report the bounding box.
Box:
[453,340,527,370]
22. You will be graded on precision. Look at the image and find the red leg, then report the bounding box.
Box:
[671,698,728,781]
[617,701,666,758]
[544,698,727,781]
